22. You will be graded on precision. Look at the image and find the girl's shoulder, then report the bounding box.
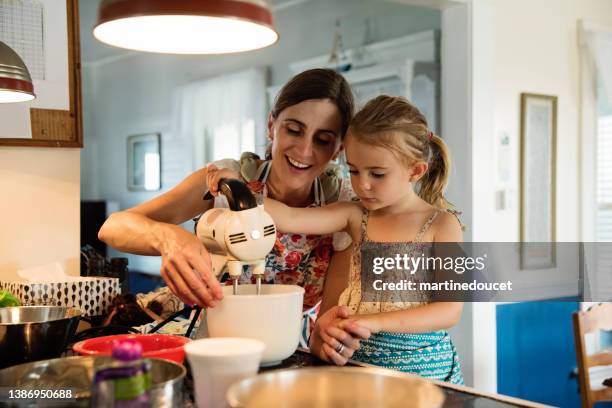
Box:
[431,209,465,242]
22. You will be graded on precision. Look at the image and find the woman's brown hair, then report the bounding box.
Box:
[271,68,354,138]
[349,95,453,209]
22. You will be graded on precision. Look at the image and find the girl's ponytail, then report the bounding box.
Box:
[418,133,453,209]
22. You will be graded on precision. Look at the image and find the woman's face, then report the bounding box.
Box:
[268,99,343,190]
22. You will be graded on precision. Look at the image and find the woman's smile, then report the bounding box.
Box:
[286,155,313,170]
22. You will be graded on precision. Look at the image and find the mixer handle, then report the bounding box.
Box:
[202,178,258,211]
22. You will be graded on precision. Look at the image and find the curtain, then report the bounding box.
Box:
[173,67,267,171]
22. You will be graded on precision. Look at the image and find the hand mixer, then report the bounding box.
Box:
[194,178,276,295]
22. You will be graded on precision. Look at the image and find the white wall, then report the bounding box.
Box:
[80,0,441,272]
[0,148,80,280]
[468,0,612,392]
[474,0,612,242]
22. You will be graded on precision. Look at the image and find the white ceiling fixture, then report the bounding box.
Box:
[0,41,35,103]
[93,0,279,54]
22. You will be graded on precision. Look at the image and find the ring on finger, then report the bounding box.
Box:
[335,342,346,355]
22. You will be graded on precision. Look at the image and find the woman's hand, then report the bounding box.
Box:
[205,164,241,197]
[158,224,224,308]
[310,305,371,366]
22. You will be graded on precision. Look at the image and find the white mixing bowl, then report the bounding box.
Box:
[206,284,304,366]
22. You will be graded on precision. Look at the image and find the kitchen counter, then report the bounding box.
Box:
[184,348,552,408]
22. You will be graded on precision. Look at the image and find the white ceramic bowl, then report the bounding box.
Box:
[206,284,304,366]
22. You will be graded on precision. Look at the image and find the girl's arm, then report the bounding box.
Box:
[205,164,363,238]
[346,210,464,334]
[345,302,463,334]
[264,198,362,238]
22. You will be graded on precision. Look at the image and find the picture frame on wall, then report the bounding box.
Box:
[0,0,82,147]
[127,133,161,191]
[519,93,557,270]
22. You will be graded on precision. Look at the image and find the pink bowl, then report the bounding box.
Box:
[73,334,190,364]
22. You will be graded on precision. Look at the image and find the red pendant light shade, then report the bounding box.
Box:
[94,0,279,54]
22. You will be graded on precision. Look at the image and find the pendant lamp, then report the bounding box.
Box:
[0,41,35,103]
[93,0,279,54]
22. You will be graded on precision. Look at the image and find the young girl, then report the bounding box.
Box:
[208,95,464,384]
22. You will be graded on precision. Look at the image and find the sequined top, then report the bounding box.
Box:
[338,209,440,315]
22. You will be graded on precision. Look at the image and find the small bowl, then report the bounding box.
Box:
[73,333,190,364]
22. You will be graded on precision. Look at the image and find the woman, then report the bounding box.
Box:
[98,68,369,364]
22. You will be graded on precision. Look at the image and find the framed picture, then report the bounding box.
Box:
[520,93,557,269]
[127,133,161,191]
[0,0,82,147]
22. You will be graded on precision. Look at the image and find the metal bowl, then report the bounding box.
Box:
[0,355,185,407]
[0,306,81,368]
[227,366,445,408]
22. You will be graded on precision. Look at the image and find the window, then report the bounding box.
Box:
[596,76,612,241]
[208,120,256,162]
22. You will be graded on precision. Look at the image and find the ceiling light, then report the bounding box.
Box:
[0,41,35,104]
[93,0,279,54]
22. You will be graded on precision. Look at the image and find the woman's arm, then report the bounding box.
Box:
[99,168,212,250]
[98,167,224,307]
[264,198,362,238]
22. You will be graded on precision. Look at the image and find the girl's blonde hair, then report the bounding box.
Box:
[349,95,453,209]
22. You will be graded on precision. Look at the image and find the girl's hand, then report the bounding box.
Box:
[310,306,371,366]
[205,164,241,197]
[159,224,223,307]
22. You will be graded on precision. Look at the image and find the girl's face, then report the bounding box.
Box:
[344,133,416,211]
[268,99,343,191]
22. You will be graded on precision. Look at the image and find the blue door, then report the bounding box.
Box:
[496,300,581,407]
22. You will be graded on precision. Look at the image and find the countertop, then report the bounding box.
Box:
[184,348,553,408]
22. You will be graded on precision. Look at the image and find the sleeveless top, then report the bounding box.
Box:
[212,153,354,310]
[338,209,441,315]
